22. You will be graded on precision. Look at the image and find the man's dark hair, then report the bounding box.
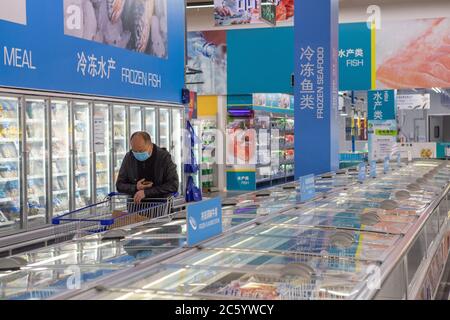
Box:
[130,131,152,145]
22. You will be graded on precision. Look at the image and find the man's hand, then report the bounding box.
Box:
[137,179,153,191]
[134,190,146,204]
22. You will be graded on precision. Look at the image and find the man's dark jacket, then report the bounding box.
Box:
[116,145,179,198]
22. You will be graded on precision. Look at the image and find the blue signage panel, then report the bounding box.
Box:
[370,160,377,178]
[187,197,222,247]
[226,171,256,191]
[339,23,372,91]
[358,162,366,182]
[299,174,316,202]
[0,0,185,103]
[294,0,339,177]
[384,156,390,174]
[368,90,396,121]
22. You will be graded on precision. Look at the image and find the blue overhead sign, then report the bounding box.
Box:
[339,23,372,91]
[187,197,223,247]
[0,0,185,103]
[368,90,396,121]
[294,0,339,177]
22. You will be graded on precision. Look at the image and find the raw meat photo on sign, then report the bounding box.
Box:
[64,0,168,58]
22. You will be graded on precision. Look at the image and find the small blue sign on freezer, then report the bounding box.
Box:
[397,153,402,167]
[384,157,390,174]
[358,163,366,182]
[299,174,316,202]
[187,197,222,247]
[370,161,377,178]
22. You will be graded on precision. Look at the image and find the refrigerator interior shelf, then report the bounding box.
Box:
[26,119,43,124]
[0,139,18,143]
[96,169,109,173]
[0,118,18,122]
[28,175,45,180]
[0,197,17,203]
[0,220,15,227]
[97,184,109,189]
[0,158,18,162]
[26,214,46,220]
[54,173,68,177]
[53,190,68,195]
[0,177,19,182]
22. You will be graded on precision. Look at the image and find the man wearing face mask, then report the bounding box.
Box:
[116,131,179,203]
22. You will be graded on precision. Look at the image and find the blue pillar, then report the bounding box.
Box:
[294,0,340,177]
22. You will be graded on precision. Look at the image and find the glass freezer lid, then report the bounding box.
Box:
[98,264,367,300]
[302,196,426,214]
[203,227,399,262]
[0,265,123,300]
[164,249,373,279]
[265,208,415,235]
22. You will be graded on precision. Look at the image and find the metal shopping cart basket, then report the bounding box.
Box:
[52,193,174,242]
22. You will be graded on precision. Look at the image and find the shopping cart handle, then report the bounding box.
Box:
[108,192,124,197]
[52,218,61,225]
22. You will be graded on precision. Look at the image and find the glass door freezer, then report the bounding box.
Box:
[24,99,48,227]
[0,96,21,233]
[72,102,92,209]
[112,105,128,186]
[94,104,112,202]
[50,100,71,217]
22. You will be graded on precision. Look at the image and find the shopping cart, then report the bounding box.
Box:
[52,193,174,242]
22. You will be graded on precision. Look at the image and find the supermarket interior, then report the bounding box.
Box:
[1,0,450,303]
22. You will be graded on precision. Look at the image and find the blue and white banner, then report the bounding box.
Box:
[0,0,185,103]
[294,0,339,177]
[187,197,222,247]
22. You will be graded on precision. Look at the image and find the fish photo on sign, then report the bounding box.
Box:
[63,0,168,59]
[376,17,450,89]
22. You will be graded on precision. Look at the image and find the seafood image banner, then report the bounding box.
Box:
[0,0,185,103]
[376,17,450,89]
[64,0,168,59]
[214,0,294,26]
[187,30,227,95]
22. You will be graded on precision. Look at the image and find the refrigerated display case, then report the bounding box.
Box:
[129,106,142,135]
[0,91,185,238]
[159,108,171,150]
[51,100,71,217]
[64,160,450,301]
[0,96,21,232]
[94,104,112,202]
[144,107,157,142]
[73,102,91,209]
[25,99,48,226]
[172,109,183,189]
[226,95,295,191]
[113,105,127,185]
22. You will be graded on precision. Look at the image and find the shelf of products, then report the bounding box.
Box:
[193,119,217,192]
[226,94,294,191]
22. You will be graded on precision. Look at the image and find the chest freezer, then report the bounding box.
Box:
[202,226,399,263]
[266,207,416,235]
